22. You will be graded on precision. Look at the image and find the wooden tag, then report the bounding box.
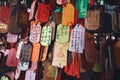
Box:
[62,3,75,26]
[56,24,70,44]
[16,41,23,59]
[25,70,36,80]
[76,0,88,18]
[69,24,85,53]
[17,61,29,71]
[31,43,40,62]
[40,25,52,46]
[85,10,100,30]
[29,21,41,43]
[6,48,18,67]
[52,42,69,68]
[19,42,32,62]
[7,32,18,43]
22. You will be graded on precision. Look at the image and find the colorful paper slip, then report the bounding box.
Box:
[29,21,41,43]
[76,0,88,18]
[69,24,85,53]
[52,42,69,68]
[20,42,32,62]
[40,25,52,46]
[62,2,75,26]
[31,43,40,62]
[56,24,70,43]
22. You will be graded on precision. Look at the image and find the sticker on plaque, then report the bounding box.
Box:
[85,10,100,30]
[31,43,40,62]
[49,21,56,40]
[7,32,18,43]
[6,48,18,67]
[16,41,23,59]
[56,24,70,44]
[76,0,88,18]
[15,68,21,80]
[29,61,37,71]
[19,42,32,62]
[29,21,41,43]
[17,61,29,71]
[52,42,69,68]
[25,70,36,80]
[69,24,85,53]
[41,46,49,61]
[62,3,75,26]
[40,25,52,46]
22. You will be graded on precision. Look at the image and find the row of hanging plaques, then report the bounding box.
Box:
[0,0,118,35]
[0,0,119,80]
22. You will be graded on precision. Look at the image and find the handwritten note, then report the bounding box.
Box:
[40,26,52,46]
[56,24,70,43]
[69,24,85,53]
[29,21,41,43]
